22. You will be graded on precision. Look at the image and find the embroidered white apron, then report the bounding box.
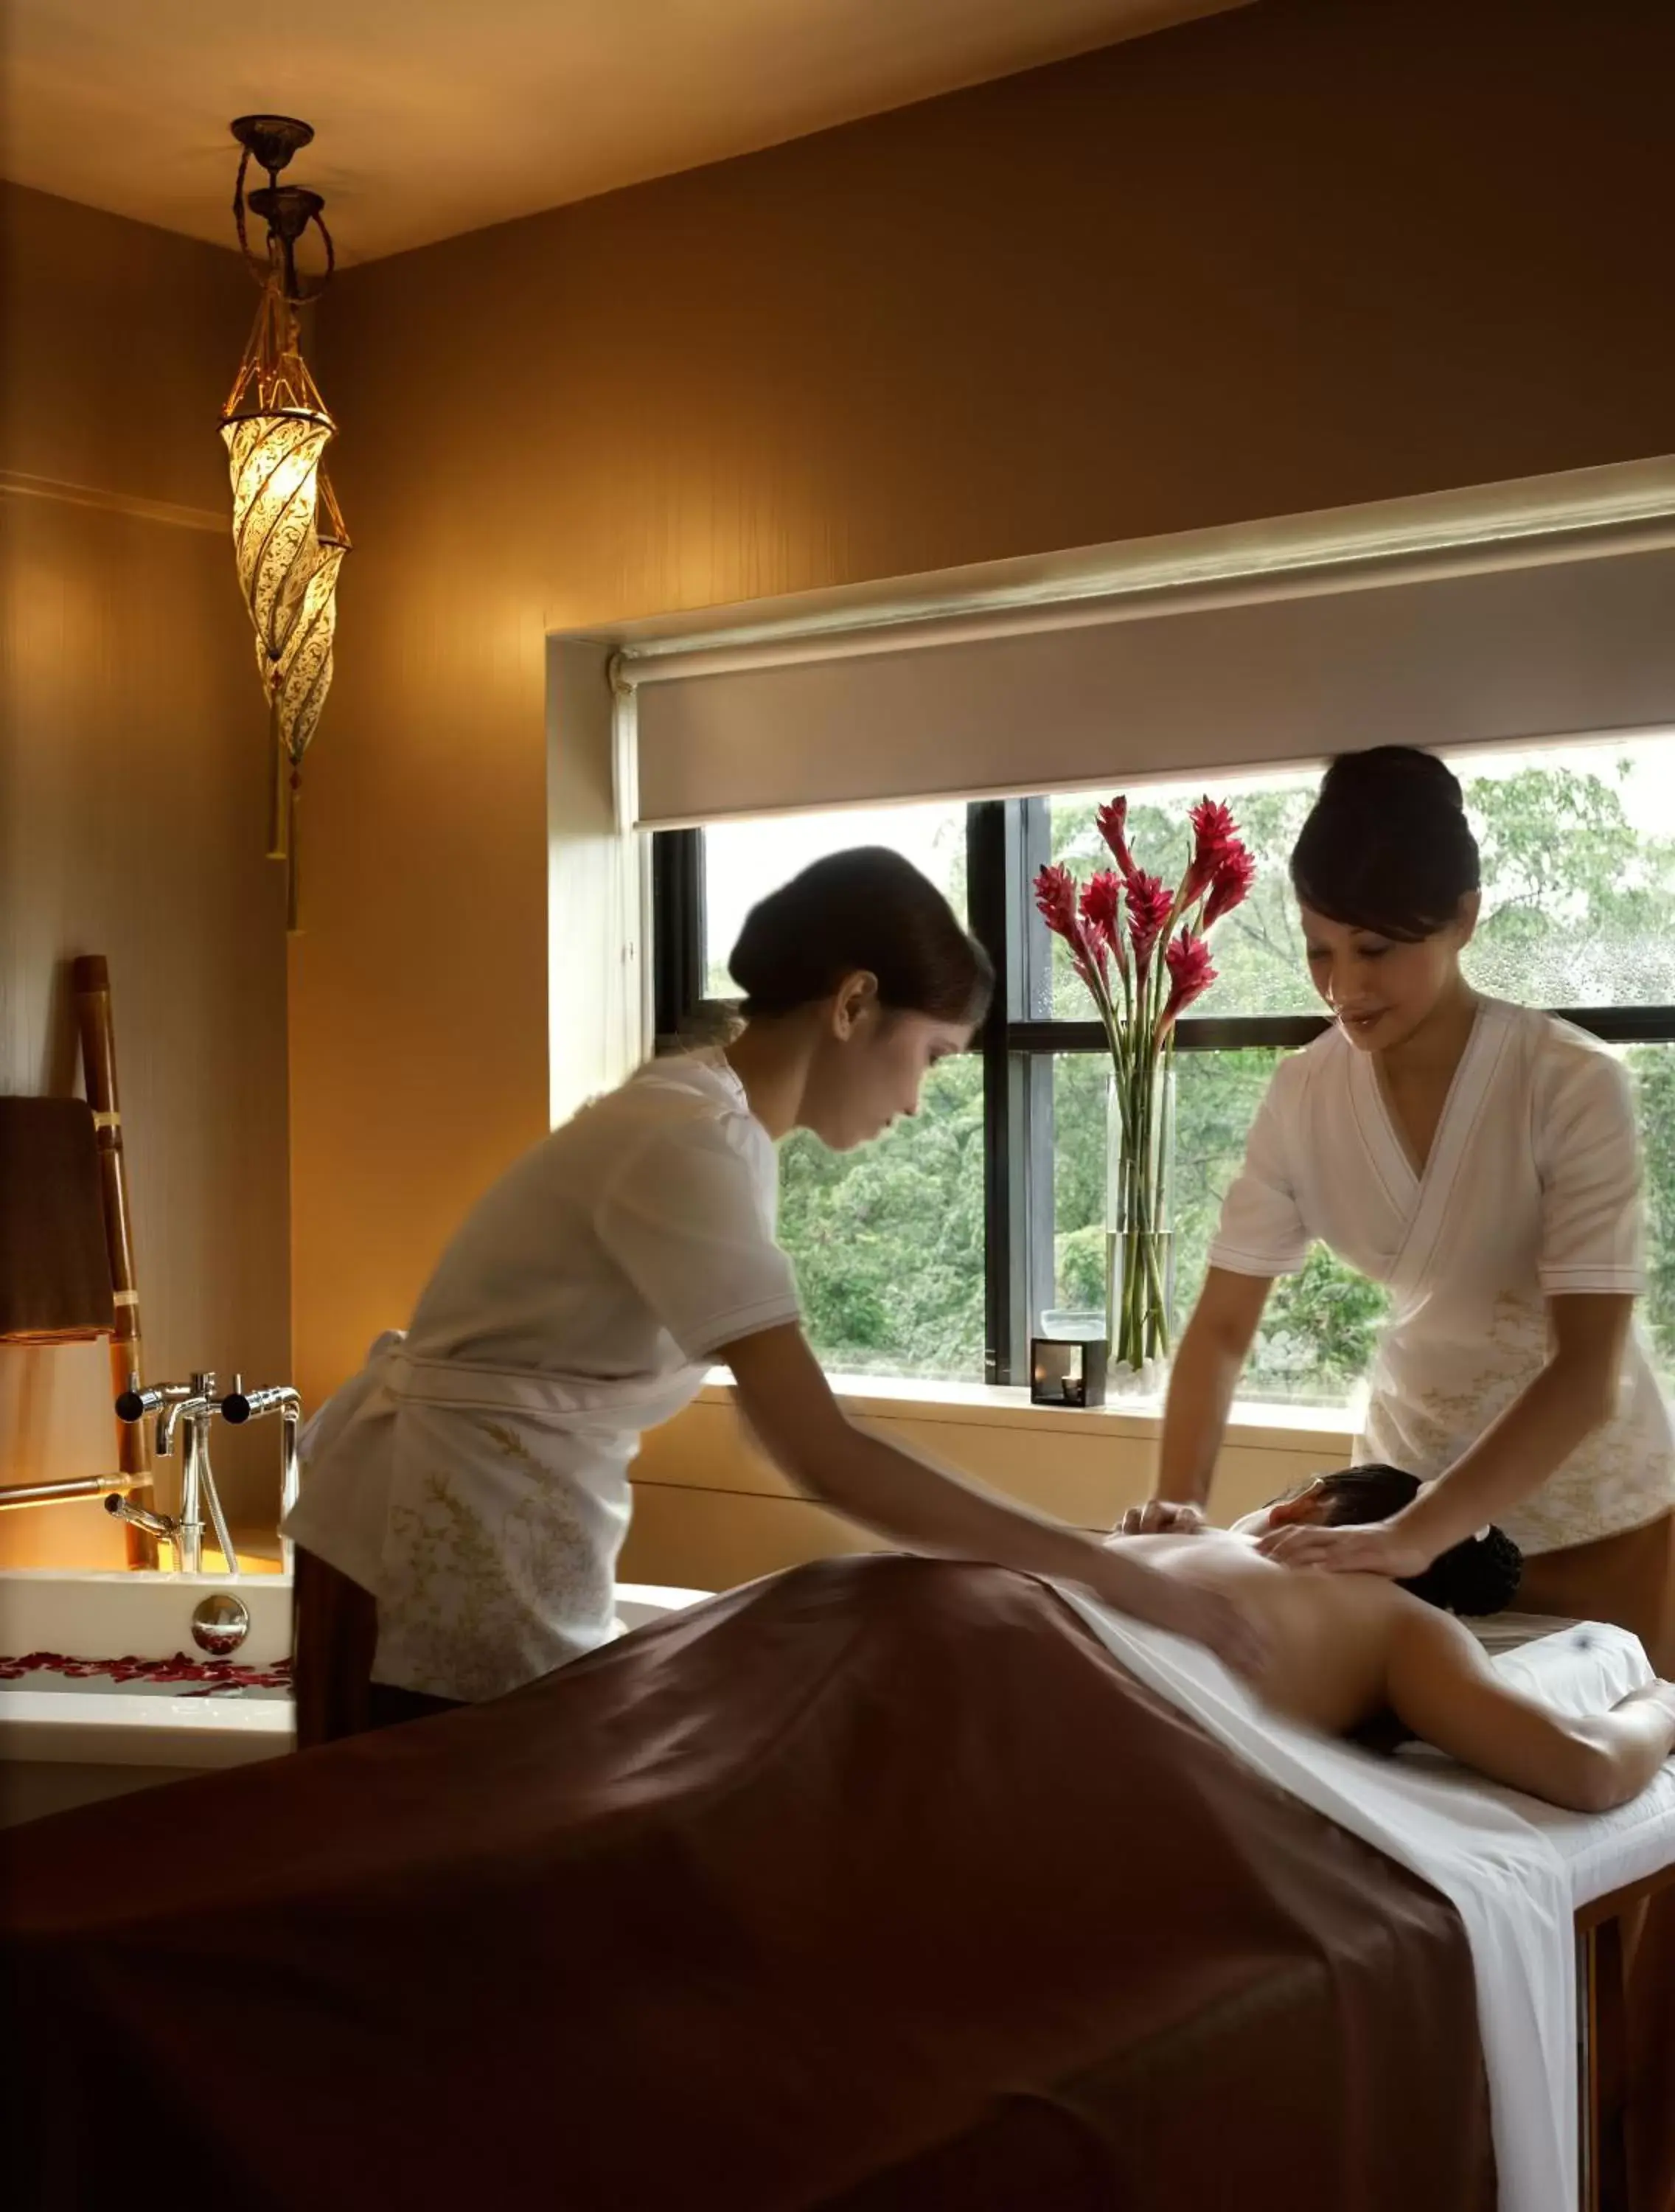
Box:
[289,1332,706,1701]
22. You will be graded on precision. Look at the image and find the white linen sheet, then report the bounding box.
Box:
[1416,1620,1675,1907]
[1056,1595,1672,2212]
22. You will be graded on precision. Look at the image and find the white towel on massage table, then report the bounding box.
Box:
[1056,1595,1661,2212]
[1407,1620,1675,1907]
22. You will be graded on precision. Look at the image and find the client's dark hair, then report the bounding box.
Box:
[1290,746,1481,942]
[1312,1463,1522,1616]
[728,847,994,1025]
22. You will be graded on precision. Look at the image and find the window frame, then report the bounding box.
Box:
[652,799,1675,1388]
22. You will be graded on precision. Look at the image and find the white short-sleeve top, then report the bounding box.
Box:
[403,1047,801,1377]
[283,1051,801,1697]
[1209,999,1675,1556]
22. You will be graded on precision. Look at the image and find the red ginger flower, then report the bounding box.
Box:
[1079,870,1124,965]
[1203,838,1256,928]
[1035,860,1081,940]
[1159,929,1217,1034]
[1096,798,1138,883]
[1180,796,1241,907]
[1035,862,1104,988]
[1125,870,1173,981]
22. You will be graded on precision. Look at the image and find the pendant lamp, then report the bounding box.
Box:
[219,116,349,933]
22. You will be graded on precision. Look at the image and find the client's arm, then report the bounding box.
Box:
[1384,1599,1675,1812]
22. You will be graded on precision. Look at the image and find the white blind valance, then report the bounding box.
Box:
[622,494,1675,826]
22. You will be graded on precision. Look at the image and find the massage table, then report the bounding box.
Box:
[1066,1594,1675,2212]
[1436,1617,1675,2212]
[0,1559,1502,2212]
[1,1562,1669,2211]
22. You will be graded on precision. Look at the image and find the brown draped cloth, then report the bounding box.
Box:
[290,1545,461,1745]
[1,1557,1494,2212]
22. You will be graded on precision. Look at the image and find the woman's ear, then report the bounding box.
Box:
[830,970,880,1039]
[1267,1476,1332,1528]
[1454,891,1483,950]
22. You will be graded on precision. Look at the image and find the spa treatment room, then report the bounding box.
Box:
[4,1,1675,2205]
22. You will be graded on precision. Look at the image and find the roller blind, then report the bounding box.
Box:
[627,535,1675,827]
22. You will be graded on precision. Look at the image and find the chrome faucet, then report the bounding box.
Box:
[220,1377,302,1568]
[110,1371,239,1576]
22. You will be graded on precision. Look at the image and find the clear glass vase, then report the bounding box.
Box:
[1105,1058,1177,1395]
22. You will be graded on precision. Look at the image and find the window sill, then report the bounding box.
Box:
[698,1368,1359,1453]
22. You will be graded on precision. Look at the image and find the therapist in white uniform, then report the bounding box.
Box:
[288,847,1260,1743]
[1127,748,1675,1672]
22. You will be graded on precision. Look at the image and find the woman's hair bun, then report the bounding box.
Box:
[1318,746,1466,815]
[1291,746,1479,940]
[728,846,993,1025]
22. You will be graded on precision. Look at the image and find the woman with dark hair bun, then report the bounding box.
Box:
[287,846,1263,1740]
[1123,746,1675,1673]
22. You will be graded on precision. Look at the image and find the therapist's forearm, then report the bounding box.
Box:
[1396,1354,1615,1557]
[802,1419,1124,1587]
[1155,1318,1244,1505]
[723,1324,1271,1676]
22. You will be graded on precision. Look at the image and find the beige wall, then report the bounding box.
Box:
[292,0,1675,1427]
[1,184,290,1539]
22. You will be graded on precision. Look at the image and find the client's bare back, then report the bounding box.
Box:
[1116,1531,1408,1735]
[1116,1529,1675,1812]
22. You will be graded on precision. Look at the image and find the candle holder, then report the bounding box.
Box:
[1030,1336,1110,1409]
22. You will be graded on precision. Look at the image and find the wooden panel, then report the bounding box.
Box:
[627,1395,1341,1589]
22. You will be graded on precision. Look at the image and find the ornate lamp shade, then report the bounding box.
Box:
[219,116,350,933]
[220,277,349,929]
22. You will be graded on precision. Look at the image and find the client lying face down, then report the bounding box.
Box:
[1105,1465,1675,1812]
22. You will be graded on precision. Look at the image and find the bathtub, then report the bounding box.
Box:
[0,1573,711,1829]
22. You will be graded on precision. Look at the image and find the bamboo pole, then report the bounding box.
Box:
[72,955,158,1568]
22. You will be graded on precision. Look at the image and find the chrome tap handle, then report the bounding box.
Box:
[220,1379,303,1568]
[116,1376,192,1425]
[220,1382,302,1425]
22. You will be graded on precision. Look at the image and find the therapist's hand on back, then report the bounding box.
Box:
[723,1324,1270,1685]
[1255,1517,1435,1579]
[1114,1498,1207,1538]
[1084,1545,1268,1680]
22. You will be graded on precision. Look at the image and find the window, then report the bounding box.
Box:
[653,737,1675,1402]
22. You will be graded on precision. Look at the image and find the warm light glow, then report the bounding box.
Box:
[219,277,349,928]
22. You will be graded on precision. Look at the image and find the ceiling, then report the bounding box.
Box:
[1,0,1244,265]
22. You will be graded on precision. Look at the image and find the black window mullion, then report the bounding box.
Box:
[1545,1007,1675,1046]
[650,828,706,1048]
[969,801,1033,1384]
[1013,799,1059,1344]
[1005,1008,1675,1054]
[1016,798,1054,1020]
[1006,1015,1331,1054]
[1020,1053,1056,1348]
